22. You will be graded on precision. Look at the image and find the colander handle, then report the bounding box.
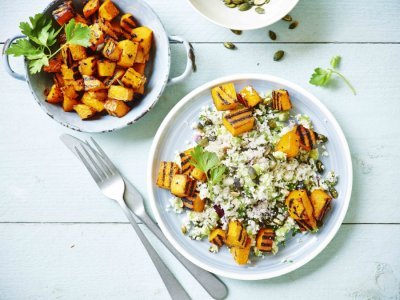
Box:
[167,35,194,85]
[2,35,27,81]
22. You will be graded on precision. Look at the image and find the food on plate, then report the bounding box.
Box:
[7,1,153,120]
[155,83,339,265]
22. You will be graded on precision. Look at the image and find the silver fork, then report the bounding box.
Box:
[74,142,190,300]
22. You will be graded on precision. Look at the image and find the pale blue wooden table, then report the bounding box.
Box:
[0,1,399,299]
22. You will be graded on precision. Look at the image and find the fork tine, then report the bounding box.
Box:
[75,146,101,183]
[81,145,107,180]
[85,140,114,177]
[90,137,118,172]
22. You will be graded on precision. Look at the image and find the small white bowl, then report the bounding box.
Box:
[187,0,299,30]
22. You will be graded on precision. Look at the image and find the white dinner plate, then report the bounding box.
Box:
[147,74,352,280]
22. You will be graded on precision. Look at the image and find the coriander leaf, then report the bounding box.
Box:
[28,54,49,74]
[210,166,226,185]
[65,19,91,47]
[190,145,220,176]
[330,55,341,68]
[5,39,41,57]
[309,68,332,86]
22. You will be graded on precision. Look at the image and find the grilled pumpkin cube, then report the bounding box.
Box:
[295,125,317,151]
[83,0,99,18]
[134,48,146,64]
[87,90,108,101]
[179,149,194,175]
[131,26,153,55]
[120,13,137,33]
[64,79,84,92]
[226,220,248,248]
[133,83,145,95]
[170,174,196,198]
[209,228,226,248]
[99,0,119,21]
[310,189,332,223]
[81,92,105,112]
[231,237,251,265]
[156,161,180,190]
[83,75,106,91]
[43,56,63,73]
[211,83,238,111]
[286,189,317,231]
[121,68,146,89]
[108,85,134,101]
[61,46,73,67]
[61,84,79,99]
[97,60,116,77]
[73,104,96,120]
[69,45,86,61]
[275,130,300,158]
[272,89,292,111]
[52,1,75,26]
[89,23,105,51]
[61,64,80,81]
[98,18,119,40]
[104,99,130,117]
[183,193,205,212]
[102,38,122,61]
[240,85,262,107]
[223,108,255,136]
[47,84,63,104]
[78,56,97,76]
[256,228,275,252]
[104,68,125,87]
[133,63,146,75]
[191,167,206,182]
[73,14,88,25]
[117,40,139,68]
[54,73,65,87]
[63,95,80,112]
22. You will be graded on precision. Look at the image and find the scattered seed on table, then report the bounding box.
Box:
[273,50,284,61]
[231,29,242,35]
[224,42,236,50]
[269,30,277,40]
[289,21,299,29]
[282,14,292,22]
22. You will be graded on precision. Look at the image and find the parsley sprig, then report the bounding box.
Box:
[190,146,226,185]
[6,14,90,74]
[309,55,356,95]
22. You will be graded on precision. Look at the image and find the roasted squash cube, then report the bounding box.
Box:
[272,89,292,111]
[61,84,79,99]
[183,193,205,212]
[108,85,134,101]
[231,237,251,265]
[89,23,105,50]
[104,68,125,87]
[179,149,194,175]
[133,83,145,95]
[211,83,238,111]
[256,228,275,252]
[88,90,108,101]
[78,56,97,76]
[81,93,105,112]
[209,228,226,247]
[134,48,146,64]
[97,60,116,77]
[131,26,153,55]
[310,189,332,223]
[83,0,100,18]
[102,38,122,61]
[54,73,65,87]
[133,63,146,75]
[64,79,84,92]
[104,99,130,117]
[61,46,73,67]
[117,40,139,68]
[191,167,206,182]
[43,57,62,73]
[63,95,80,112]
[73,104,96,120]
[69,44,86,61]
[47,84,63,104]
[170,174,196,198]
[52,1,75,26]
[73,14,88,25]
[156,161,180,189]
[295,125,317,151]
[240,85,262,107]
[223,108,255,136]
[226,220,248,248]
[99,18,119,40]
[99,0,119,21]
[275,130,300,158]
[121,68,146,89]
[286,189,317,231]
[83,75,106,91]
[61,64,80,81]
[120,13,137,33]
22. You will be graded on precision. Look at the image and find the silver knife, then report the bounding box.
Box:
[60,134,228,300]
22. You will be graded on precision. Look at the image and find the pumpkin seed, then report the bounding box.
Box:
[238,2,251,11]
[181,226,187,234]
[316,160,325,173]
[269,30,277,40]
[255,6,265,14]
[197,137,209,147]
[268,119,276,129]
[225,3,237,8]
[224,0,232,4]
[223,42,236,49]
[289,21,299,29]
[273,50,284,61]
[317,133,328,143]
[232,0,244,4]
[231,29,242,35]
[282,14,292,22]
[254,0,266,5]
[329,187,338,199]
[248,166,257,179]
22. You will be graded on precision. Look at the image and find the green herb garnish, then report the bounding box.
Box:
[6,14,90,74]
[190,145,226,184]
[309,55,356,95]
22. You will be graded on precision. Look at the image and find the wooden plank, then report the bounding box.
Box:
[0,223,399,299]
[0,43,399,223]
[0,0,400,43]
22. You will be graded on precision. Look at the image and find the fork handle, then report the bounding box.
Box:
[118,199,190,300]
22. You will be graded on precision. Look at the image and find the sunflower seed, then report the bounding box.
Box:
[224,42,236,50]
[282,14,292,22]
[238,2,251,11]
[255,6,265,14]
[273,50,284,61]
[231,29,242,35]
[269,30,277,40]
[289,21,299,29]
